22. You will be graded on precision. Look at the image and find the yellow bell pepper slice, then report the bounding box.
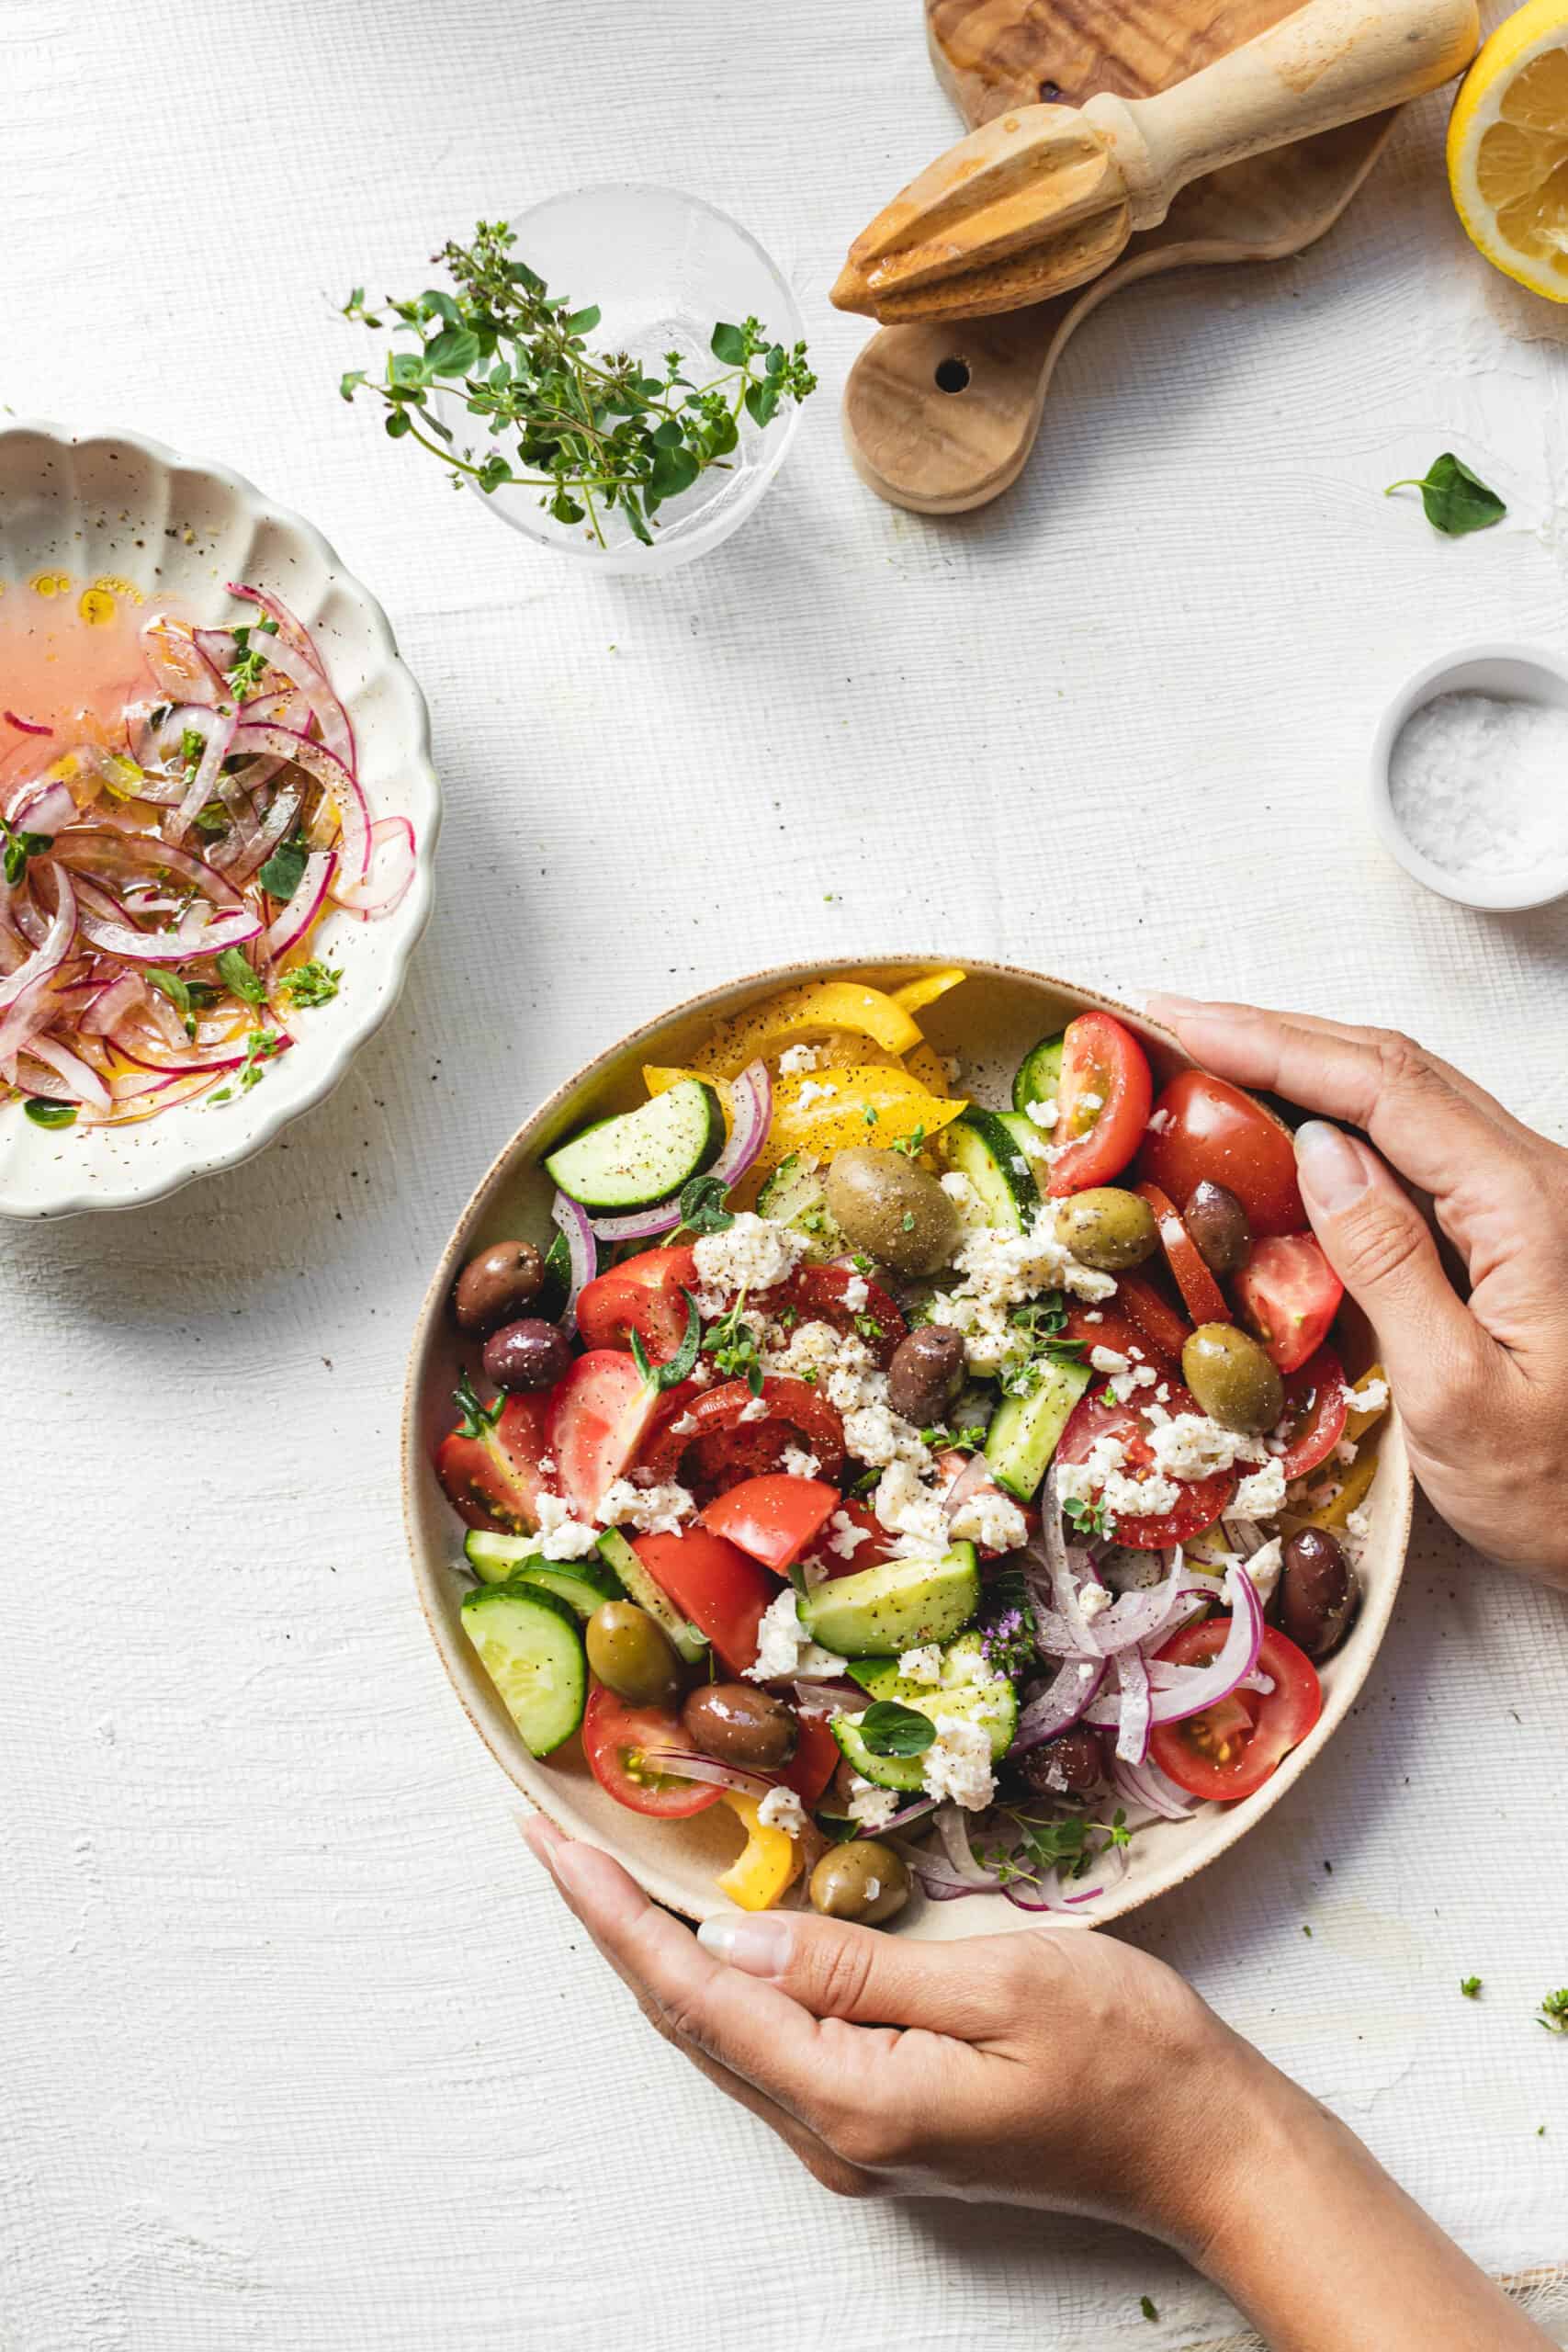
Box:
[716,1792,802,1911]
[902,1039,954,1098]
[692,980,923,1077]
[891,967,967,1017]
[642,1064,735,1125]
[758,1067,966,1182]
[1344,1363,1389,1445]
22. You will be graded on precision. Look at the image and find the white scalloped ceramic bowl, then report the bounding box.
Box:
[403,957,1413,1937]
[0,420,440,1218]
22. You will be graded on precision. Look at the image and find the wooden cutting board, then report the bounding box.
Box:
[842,0,1397,514]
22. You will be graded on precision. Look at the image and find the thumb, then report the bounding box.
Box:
[1292,1120,1483,1408]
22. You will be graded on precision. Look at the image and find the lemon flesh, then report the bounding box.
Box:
[1450,3,1568,300]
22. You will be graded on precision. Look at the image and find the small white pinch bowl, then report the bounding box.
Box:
[1370,640,1568,914]
[0,419,440,1220]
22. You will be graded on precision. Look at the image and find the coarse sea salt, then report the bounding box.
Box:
[1388,691,1568,878]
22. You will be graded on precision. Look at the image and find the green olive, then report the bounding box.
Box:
[808,1839,910,1927]
[1054,1186,1159,1272]
[822,1147,960,1275]
[584,1601,680,1707]
[1181,1322,1285,1435]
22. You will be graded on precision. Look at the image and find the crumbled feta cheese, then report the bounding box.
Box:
[1107,1363,1158,1405]
[1091,1346,1131,1376]
[898,1645,943,1684]
[1056,1433,1181,1524]
[745,1588,847,1683]
[1145,1107,1172,1136]
[1345,1507,1372,1544]
[826,1509,874,1561]
[1334,1437,1358,1465]
[874,1458,949,1552]
[1079,1582,1112,1621]
[767,1317,842,1380]
[1146,1412,1267,1484]
[777,1042,826,1075]
[1025,1097,1059,1129]
[737,1394,769,1423]
[942,1055,963,1084]
[757,1784,808,1838]
[532,1492,604,1561]
[668,1411,699,1437]
[1348,1377,1389,1416]
[782,1444,821,1479]
[538,1454,557,1476]
[1233,1458,1289,1519]
[692,1210,808,1305]
[931,1208,1115,1375]
[794,1078,837,1112]
[1245,1537,1283,1602]
[940,1168,985,1222]
[1011,1155,1030,1176]
[947,1480,1028,1555]
[920,1714,996,1811]
[843,1273,870,1312]
[847,1781,901,1830]
[598,1478,695,1537]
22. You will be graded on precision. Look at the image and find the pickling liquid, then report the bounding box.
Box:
[0,575,165,797]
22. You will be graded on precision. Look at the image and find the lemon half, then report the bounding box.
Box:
[1450,0,1568,300]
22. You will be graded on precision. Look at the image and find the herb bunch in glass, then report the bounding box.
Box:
[340,220,816,550]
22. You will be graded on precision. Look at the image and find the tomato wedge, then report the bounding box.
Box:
[776,1265,907,1367]
[1046,1012,1154,1199]
[803,1495,897,1579]
[581,1687,721,1818]
[1148,1621,1322,1801]
[576,1244,698,1361]
[434,1393,555,1532]
[547,1350,662,1518]
[773,1712,840,1804]
[701,1475,840,1573]
[638,1375,846,1489]
[1055,1383,1235,1548]
[632,1527,778,1675]
[1134,1181,1231,1327]
[1062,1300,1179,1384]
[1138,1069,1305,1238]
[1235,1233,1344,1374]
[1271,1346,1348,1481]
[1114,1273,1193,1368]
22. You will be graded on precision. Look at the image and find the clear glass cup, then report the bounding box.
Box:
[445,184,806,578]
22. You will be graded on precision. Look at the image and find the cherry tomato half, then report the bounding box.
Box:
[701,1475,840,1574]
[1046,1012,1154,1199]
[1134,1181,1231,1327]
[576,1244,698,1361]
[637,1375,846,1490]
[581,1687,722,1818]
[631,1527,779,1675]
[1272,1346,1348,1482]
[547,1349,663,1519]
[773,1712,840,1804]
[1148,1621,1323,1802]
[1138,1069,1305,1238]
[1235,1233,1344,1374]
[1055,1383,1235,1549]
[435,1392,555,1532]
[1111,1275,1193,1371]
[1062,1299,1180,1385]
[802,1495,897,1580]
[776,1265,907,1368]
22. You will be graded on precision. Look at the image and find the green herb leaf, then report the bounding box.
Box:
[145,967,192,1018]
[423,325,482,377]
[857,1701,936,1758]
[889,1124,926,1159]
[1461,1975,1483,1999]
[207,1027,282,1106]
[23,1098,77,1129]
[280,958,341,1009]
[216,945,267,1008]
[709,321,748,364]
[1384,453,1506,537]
[1539,1988,1568,2035]
[453,1366,503,1440]
[1064,1493,1110,1541]
[631,1294,702,1393]
[680,1172,734,1236]
[1140,2296,1158,2324]
[257,835,310,901]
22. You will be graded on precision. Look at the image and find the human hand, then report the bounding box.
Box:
[522,1813,1261,2238]
[1146,998,1568,1589]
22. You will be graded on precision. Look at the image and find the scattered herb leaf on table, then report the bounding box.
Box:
[1385,453,1506,536]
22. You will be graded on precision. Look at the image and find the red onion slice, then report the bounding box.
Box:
[1113,1647,1152,1764]
[857,1794,939,1838]
[222,778,303,886]
[224,585,356,771]
[1111,1752,1199,1822]
[26,1032,111,1112]
[640,1747,773,1798]
[331,816,413,918]
[228,724,369,884]
[0,863,73,1017]
[550,1192,597,1337]
[1011,1656,1107,1752]
[164,707,237,843]
[5,710,51,737]
[10,779,77,837]
[590,1058,773,1242]
[932,1800,998,1887]
[80,971,144,1037]
[260,850,335,961]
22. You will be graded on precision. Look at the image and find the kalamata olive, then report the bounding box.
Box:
[455,1239,545,1335]
[822,1147,961,1276]
[1181,1322,1285,1434]
[1012,1727,1105,1799]
[585,1602,680,1707]
[682,1682,797,1770]
[1053,1186,1158,1272]
[1280,1528,1357,1658]
[482,1317,570,1394]
[886,1324,966,1424]
[1184,1180,1251,1277]
[808,1839,910,1927]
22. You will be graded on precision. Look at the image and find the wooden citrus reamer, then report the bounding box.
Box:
[840,0,1479,514]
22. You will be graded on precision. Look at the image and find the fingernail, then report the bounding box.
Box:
[1145,991,1203,1020]
[549,1841,596,1898]
[1294,1120,1371,1212]
[696,1913,793,1976]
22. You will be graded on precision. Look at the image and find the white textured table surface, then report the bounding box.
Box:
[5,3,1568,2346]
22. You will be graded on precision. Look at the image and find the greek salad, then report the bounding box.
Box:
[436,970,1389,1927]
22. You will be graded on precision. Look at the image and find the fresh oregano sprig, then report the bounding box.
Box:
[339,220,816,550]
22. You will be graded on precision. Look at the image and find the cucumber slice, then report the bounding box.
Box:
[755,1153,846,1261]
[985,1355,1094,1500]
[545,1079,724,1213]
[461,1582,587,1758]
[831,1640,1018,1790]
[798,1544,979,1657]
[596,1530,708,1666]
[1012,1028,1066,1115]
[942,1108,1041,1233]
[463,1531,624,1613]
